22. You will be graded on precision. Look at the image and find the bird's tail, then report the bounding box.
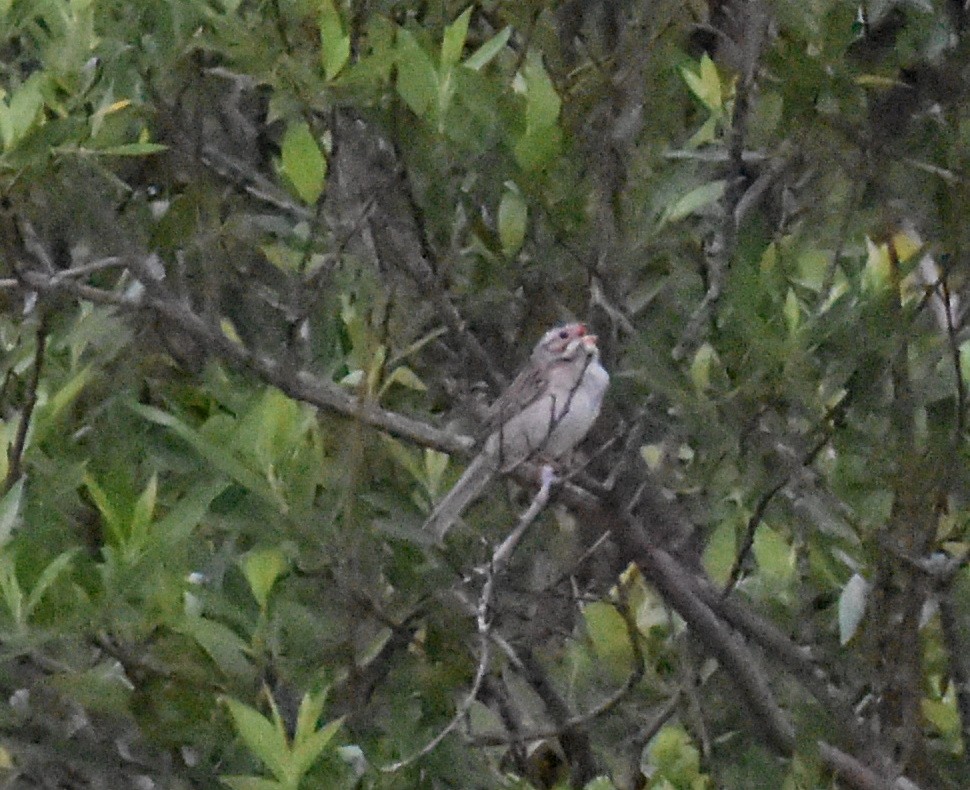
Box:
[423,453,496,541]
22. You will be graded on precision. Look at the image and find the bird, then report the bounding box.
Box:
[424,322,609,541]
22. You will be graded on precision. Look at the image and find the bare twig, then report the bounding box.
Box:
[4,317,48,495]
[17,267,474,457]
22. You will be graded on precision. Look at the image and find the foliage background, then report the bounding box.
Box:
[0,0,969,788]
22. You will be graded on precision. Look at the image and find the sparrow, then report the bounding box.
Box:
[424,322,609,540]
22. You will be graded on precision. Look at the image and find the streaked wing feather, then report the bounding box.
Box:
[481,362,549,434]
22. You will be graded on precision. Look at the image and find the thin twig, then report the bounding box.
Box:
[4,317,48,495]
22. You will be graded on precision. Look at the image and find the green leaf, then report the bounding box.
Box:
[291,716,344,778]
[24,549,78,620]
[464,26,510,71]
[280,122,326,205]
[153,478,229,550]
[241,547,288,609]
[320,0,351,80]
[84,475,125,544]
[838,573,868,645]
[583,600,637,674]
[689,343,717,392]
[647,726,704,786]
[129,404,281,509]
[660,180,726,226]
[513,125,562,171]
[294,687,329,746]
[424,449,450,498]
[783,289,801,334]
[752,526,794,586]
[681,54,722,113]
[128,473,158,551]
[181,615,254,680]
[396,29,438,117]
[33,365,94,446]
[222,696,291,783]
[922,696,959,737]
[520,51,560,131]
[378,364,427,398]
[441,7,472,68]
[93,142,168,156]
[0,554,24,626]
[498,185,527,256]
[0,73,47,150]
[0,479,24,548]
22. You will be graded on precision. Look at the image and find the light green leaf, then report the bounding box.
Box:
[280,122,326,205]
[93,142,168,156]
[681,54,722,113]
[84,475,125,544]
[129,404,280,509]
[513,125,562,171]
[222,696,291,782]
[752,526,794,586]
[378,364,427,398]
[838,573,869,645]
[689,343,717,392]
[396,29,438,117]
[294,687,329,747]
[291,716,344,777]
[660,180,725,226]
[685,115,718,148]
[498,185,527,256]
[181,615,254,680]
[862,237,891,292]
[0,479,24,548]
[0,554,24,625]
[795,248,830,291]
[464,26,510,71]
[441,7,472,67]
[424,449,450,497]
[153,479,228,549]
[583,600,636,674]
[129,473,158,550]
[320,0,351,80]
[33,365,94,445]
[922,696,959,736]
[241,547,288,609]
[520,51,560,131]
[0,73,46,150]
[783,288,801,334]
[380,436,424,484]
[24,549,78,619]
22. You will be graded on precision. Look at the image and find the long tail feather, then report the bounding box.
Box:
[423,454,495,541]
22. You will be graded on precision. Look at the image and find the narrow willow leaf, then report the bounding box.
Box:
[0,479,24,548]
[222,696,291,782]
[464,26,510,70]
[440,7,472,68]
[395,29,438,117]
[660,180,726,226]
[320,0,351,80]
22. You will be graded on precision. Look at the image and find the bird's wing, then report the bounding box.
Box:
[481,360,550,435]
